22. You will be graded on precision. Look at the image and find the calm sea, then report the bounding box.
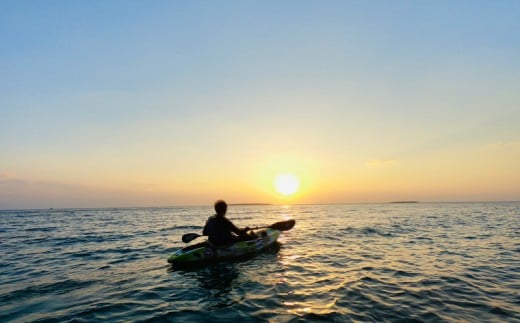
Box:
[1,203,519,322]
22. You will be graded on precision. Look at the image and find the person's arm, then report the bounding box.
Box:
[226,218,249,235]
[202,217,212,236]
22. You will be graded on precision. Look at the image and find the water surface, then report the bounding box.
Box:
[1,203,519,321]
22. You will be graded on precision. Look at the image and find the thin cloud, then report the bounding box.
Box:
[365,159,397,167]
[0,172,26,184]
[486,140,520,149]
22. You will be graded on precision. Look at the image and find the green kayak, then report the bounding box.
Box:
[168,228,281,266]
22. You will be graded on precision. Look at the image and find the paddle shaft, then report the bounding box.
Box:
[181,219,295,243]
[182,227,258,243]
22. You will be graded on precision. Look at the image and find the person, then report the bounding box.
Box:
[203,200,253,246]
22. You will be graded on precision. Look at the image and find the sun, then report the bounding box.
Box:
[274,173,300,196]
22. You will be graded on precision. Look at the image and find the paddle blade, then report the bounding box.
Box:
[269,219,296,231]
[182,233,201,243]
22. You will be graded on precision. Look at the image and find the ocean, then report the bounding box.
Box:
[1,203,519,322]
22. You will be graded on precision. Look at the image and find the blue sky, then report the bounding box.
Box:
[1,1,519,208]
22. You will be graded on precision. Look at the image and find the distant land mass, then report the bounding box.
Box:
[390,201,419,204]
[230,203,272,206]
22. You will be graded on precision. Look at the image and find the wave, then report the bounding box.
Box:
[341,226,393,237]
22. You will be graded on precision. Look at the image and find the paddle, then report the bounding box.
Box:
[181,219,296,243]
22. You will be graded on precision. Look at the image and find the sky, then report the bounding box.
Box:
[1,1,519,209]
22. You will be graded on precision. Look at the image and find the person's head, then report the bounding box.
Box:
[214,200,227,217]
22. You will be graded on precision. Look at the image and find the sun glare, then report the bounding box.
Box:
[274,173,300,196]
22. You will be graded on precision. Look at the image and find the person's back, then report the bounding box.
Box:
[203,215,236,245]
[203,200,249,246]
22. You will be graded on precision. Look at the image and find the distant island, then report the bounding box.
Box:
[390,201,419,204]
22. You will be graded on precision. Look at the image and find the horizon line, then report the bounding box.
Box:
[2,200,519,211]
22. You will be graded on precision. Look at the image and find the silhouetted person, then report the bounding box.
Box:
[203,200,252,246]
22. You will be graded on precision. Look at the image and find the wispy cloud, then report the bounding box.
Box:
[0,172,26,184]
[0,172,87,190]
[485,140,520,149]
[365,159,397,167]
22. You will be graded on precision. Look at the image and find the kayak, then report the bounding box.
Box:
[167,228,280,266]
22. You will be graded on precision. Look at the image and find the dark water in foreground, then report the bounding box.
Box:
[1,203,519,322]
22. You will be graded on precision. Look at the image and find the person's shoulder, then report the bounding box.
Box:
[222,217,234,225]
